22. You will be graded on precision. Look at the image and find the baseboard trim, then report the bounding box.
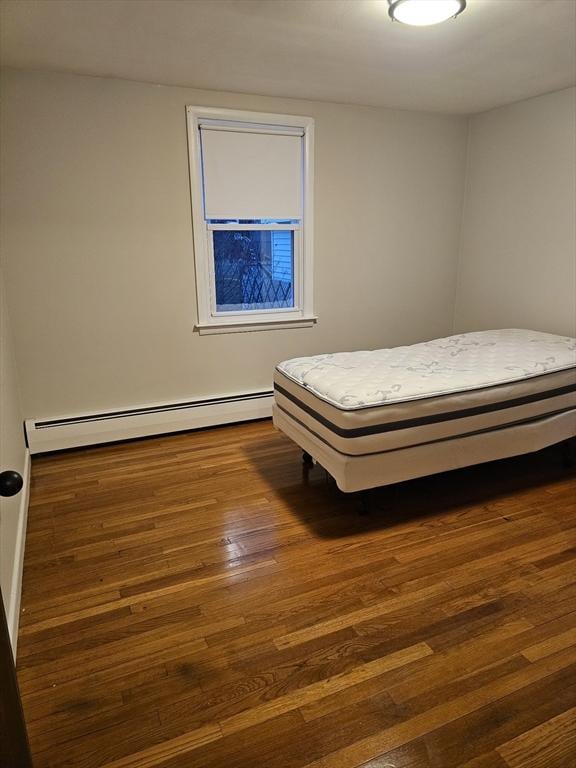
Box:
[6,449,31,657]
[25,391,274,453]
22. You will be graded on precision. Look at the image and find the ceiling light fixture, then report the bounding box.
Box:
[388,0,466,26]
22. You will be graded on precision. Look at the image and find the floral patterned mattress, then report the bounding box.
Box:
[276,329,576,411]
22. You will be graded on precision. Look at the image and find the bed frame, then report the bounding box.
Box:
[273,402,576,496]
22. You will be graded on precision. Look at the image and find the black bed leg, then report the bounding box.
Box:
[561,438,576,469]
[302,450,314,481]
[359,490,372,515]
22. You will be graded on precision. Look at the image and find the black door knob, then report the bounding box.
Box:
[0,471,23,497]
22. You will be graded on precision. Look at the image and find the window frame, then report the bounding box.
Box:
[186,106,315,334]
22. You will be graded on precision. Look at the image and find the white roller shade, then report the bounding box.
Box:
[200,127,303,220]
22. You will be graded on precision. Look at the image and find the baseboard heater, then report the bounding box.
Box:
[25,390,274,454]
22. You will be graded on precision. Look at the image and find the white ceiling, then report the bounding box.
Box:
[1,0,575,114]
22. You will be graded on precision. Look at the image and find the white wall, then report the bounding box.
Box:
[0,268,29,650]
[454,87,576,337]
[0,68,468,420]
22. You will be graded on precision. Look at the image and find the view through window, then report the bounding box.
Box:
[212,224,295,312]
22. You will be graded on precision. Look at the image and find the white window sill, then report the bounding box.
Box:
[195,317,317,335]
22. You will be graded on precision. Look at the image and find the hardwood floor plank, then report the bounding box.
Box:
[522,626,576,662]
[220,642,432,736]
[497,705,576,768]
[456,752,510,768]
[101,724,223,768]
[274,583,448,650]
[419,663,576,766]
[301,646,576,768]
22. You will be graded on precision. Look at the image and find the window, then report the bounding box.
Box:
[186,107,315,333]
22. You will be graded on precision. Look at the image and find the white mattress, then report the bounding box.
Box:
[276,329,576,410]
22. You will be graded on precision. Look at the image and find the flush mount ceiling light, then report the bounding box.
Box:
[388,0,466,26]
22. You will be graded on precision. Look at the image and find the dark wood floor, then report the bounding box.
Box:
[17,420,576,768]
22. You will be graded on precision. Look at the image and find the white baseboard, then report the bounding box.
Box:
[26,390,273,454]
[7,449,31,657]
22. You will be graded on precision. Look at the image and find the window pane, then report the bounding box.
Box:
[213,230,295,312]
